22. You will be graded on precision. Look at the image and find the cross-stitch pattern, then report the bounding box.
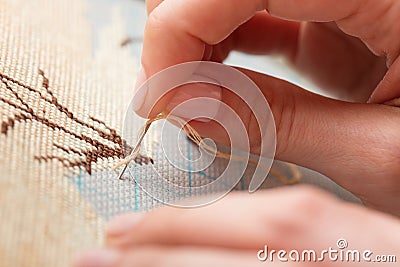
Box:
[0,1,360,266]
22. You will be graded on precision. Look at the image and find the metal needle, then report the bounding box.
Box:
[116,122,152,180]
[117,164,129,180]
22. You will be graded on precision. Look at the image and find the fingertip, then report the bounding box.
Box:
[131,68,148,112]
[106,212,145,238]
[73,249,120,267]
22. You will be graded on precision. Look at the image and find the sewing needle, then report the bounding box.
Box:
[116,122,152,180]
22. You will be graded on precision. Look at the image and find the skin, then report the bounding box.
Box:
[76,187,400,267]
[75,0,400,266]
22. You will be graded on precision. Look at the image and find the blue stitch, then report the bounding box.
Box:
[187,140,193,196]
[240,175,246,191]
[134,164,139,211]
[77,168,83,193]
[66,173,128,208]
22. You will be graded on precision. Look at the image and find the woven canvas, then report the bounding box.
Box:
[0,0,360,266]
[0,0,138,265]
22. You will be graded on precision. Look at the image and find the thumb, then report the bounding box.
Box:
[172,68,400,214]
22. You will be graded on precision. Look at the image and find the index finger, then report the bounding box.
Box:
[137,0,266,117]
[142,0,265,75]
[138,0,394,116]
[142,0,363,75]
[106,186,400,256]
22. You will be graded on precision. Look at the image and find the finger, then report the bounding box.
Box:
[118,247,261,267]
[143,0,264,69]
[291,22,386,102]
[370,57,400,104]
[217,19,385,101]
[153,13,384,102]
[105,187,336,249]
[266,0,400,103]
[142,0,383,74]
[137,0,400,212]
[137,0,266,117]
[209,12,300,60]
[183,68,400,214]
[134,65,400,214]
[74,246,275,267]
[267,0,398,59]
[138,0,400,116]
[105,186,400,257]
[145,0,162,15]
[134,11,300,119]
[143,8,384,102]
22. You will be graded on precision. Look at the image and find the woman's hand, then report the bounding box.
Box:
[73,2,400,265]
[74,186,400,267]
[132,0,400,215]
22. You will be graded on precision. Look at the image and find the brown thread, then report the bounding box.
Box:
[0,69,153,174]
[1,70,122,144]
[53,143,83,156]
[1,69,298,184]
[120,38,133,47]
[120,37,142,47]
[114,112,301,184]
[1,121,8,134]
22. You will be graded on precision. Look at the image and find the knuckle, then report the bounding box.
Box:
[289,186,329,216]
[272,89,302,157]
[265,187,332,237]
[338,0,400,62]
[243,106,262,155]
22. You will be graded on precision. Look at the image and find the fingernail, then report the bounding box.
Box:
[73,249,120,267]
[166,83,222,122]
[106,212,144,236]
[131,67,148,111]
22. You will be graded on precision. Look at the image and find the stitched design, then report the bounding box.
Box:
[0,69,153,174]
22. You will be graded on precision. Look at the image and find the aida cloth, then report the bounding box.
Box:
[0,1,361,266]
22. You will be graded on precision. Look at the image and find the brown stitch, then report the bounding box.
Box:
[0,80,30,111]
[120,37,142,47]
[34,155,79,169]
[120,38,133,47]
[54,143,84,156]
[0,86,31,114]
[0,97,32,135]
[1,117,18,135]
[89,116,110,128]
[3,71,119,144]
[8,118,14,128]
[38,69,51,94]
[54,144,69,154]
[1,121,7,135]
[89,116,122,144]
[1,70,153,175]
[34,155,69,165]
[1,71,118,147]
